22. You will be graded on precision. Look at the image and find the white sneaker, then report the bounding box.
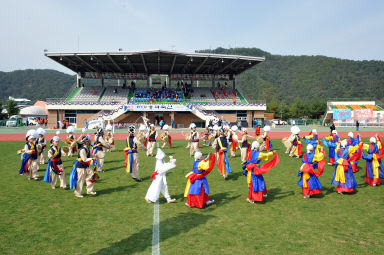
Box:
[206,200,215,205]
[145,198,152,203]
[373,184,377,186]
[51,186,56,190]
[75,194,84,198]
[303,195,310,199]
[338,191,343,194]
[87,191,97,195]
[263,194,268,198]
[167,198,176,203]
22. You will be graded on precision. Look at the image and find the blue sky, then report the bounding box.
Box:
[1,0,383,74]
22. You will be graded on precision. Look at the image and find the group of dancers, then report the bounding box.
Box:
[284,127,384,198]
[18,122,384,207]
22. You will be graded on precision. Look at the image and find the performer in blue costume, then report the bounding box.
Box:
[19,130,39,180]
[69,135,97,198]
[36,127,47,165]
[124,125,145,182]
[331,140,361,194]
[212,128,232,179]
[243,141,280,203]
[346,132,360,172]
[43,135,67,189]
[322,130,340,166]
[362,137,384,186]
[297,144,325,198]
[304,129,320,149]
[184,152,216,208]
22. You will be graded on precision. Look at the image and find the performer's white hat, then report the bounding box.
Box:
[105,124,113,131]
[150,123,155,128]
[370,137,377,144]
[231,126,238,132]
[66,126,75,134]
[312,129,317,134]
[139,124,147,131]
[36,128,46,136]
[52,136,60,142]
[348,132,354,138]
[291,126,300,135]
[155,148,166,160]
[190,123,196,129]
[264,125,271,132]
[26,129,37,140]
[242,128,248,133]
[223,125,230,130]
[306,144,314,152]
[213,125,219,131]
[194,151,203,160]
[163,124,169,130]
[340,140,347,148]
[332,130,338,135]
[251,141,260,150]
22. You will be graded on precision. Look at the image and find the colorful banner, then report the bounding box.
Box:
[333,109,352,120]
[123,104,191,112]
[353,109,373,121]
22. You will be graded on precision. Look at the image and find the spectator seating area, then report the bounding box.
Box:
[212,89,241,104]
[188,88,216,103]
[100,87,130,103]
[133,88,183,103]
[70,87,104,103]
[66,86,247,105]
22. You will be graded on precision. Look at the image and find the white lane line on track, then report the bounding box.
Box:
[152,201,160,255]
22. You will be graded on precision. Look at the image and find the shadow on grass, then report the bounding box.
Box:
[91,212,215,255]
[97,184,137,195]
[266,187,294,201]
[227,171,244,181]
[171,192,240,209]
[105,166,125,172]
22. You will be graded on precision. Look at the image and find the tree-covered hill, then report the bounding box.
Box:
[198,47,384,103]
[0,69,75,102]
[1,47,383,118]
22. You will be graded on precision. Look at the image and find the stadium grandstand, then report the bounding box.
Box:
[323,100,384,127]
[45,49,267,128]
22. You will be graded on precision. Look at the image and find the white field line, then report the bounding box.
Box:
[152,141,160,255]
[152,201,160,255]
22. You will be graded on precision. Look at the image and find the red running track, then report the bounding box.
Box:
[1,131,384,142]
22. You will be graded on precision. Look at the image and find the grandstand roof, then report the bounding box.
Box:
[45,49,265,76]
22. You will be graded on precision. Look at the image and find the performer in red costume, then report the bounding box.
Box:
[242,141,280,203]
[297,144,326,198]
[184,152,216,208]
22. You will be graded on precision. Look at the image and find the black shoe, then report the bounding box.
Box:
[133,178,142,182]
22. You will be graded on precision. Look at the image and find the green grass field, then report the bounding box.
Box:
[0,140,383,255]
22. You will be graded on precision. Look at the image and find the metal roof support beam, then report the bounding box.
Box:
[74,55,99,72]
[124,56,136,73]
[182,58,192,73]
[107,54,124,73]
[193,56,209,74]
[91,55,112,72]
[216,58,238,74]
[170,55,177,74]
[141,54,148,74]
[60,56,79,67]
[209,58,223,74]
